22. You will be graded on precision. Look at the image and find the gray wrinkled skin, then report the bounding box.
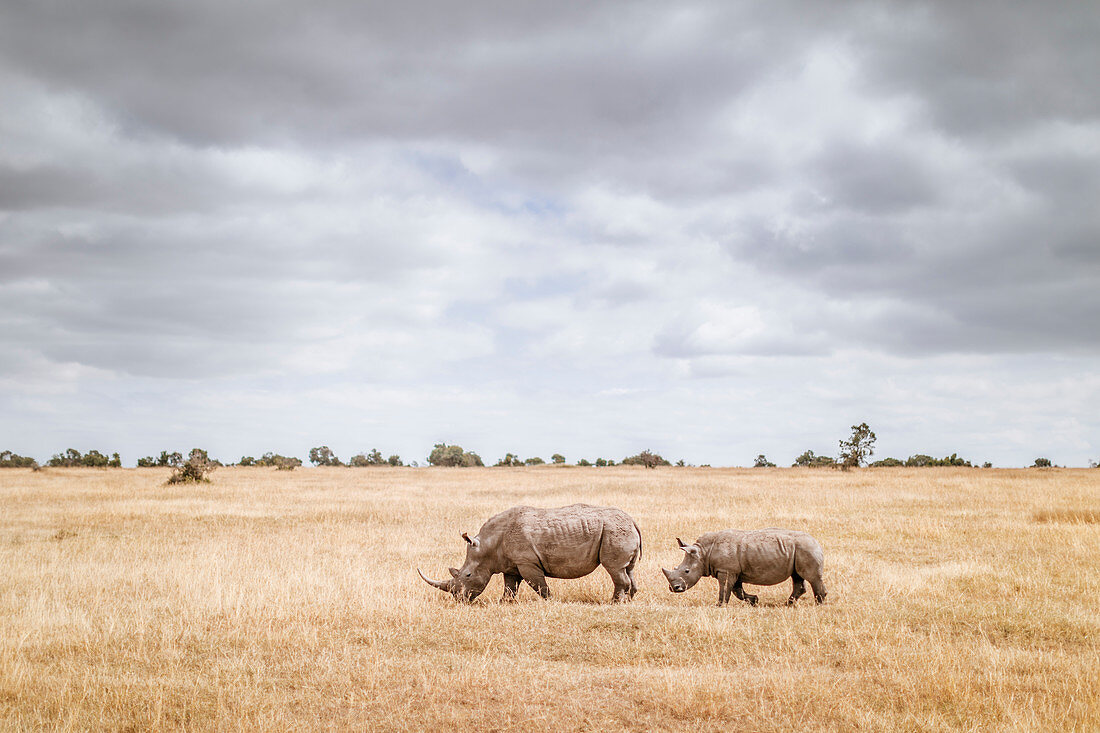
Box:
[418,504,643,603]
[662,529,828,606]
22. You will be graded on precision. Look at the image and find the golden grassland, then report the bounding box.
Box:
[1,465,1098,731]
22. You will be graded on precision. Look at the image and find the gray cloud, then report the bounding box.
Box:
[1,1,1098,465]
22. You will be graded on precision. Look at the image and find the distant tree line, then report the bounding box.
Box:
[46,448,122,468]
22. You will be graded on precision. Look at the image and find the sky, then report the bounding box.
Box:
[2,1,1098,467]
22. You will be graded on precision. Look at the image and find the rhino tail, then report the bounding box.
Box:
[633,519,643,563]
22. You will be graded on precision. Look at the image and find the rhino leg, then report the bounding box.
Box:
[732,580,758,606]
[502,573,522,601]
[518,564,551,599]
[607,568,633,602]
[787,571,806,606]
[716,571,733,606]
[810,578,828,604]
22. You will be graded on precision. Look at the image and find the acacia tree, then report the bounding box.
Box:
[308,446,342,466]
[838,422,876,470]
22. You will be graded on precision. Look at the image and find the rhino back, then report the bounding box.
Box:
[496,504,635,579]
[701,529,817,586]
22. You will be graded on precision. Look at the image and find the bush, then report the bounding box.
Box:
[0,451,38,468]
[577,458,592,466]
[753,454,776,468]
[524,457,545,466]
[551,454,566,465]
[250,452,302,469]
[138,451,183,468]
[870,457,904,467]
[1033,457,1052,468]
[237,456,256,466]
[904,454,972,467]
[48,448,123,468]
[428,443,483,467]
[621,450,669,469]
[387,454,403,467]
[167,449,217,484]
[595,458,608,467]
[349,449,386,466]
[793,450,836,468]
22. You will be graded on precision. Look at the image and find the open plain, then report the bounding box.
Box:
[1,465,1098,731]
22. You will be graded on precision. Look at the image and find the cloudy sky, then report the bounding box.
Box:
[2,1,1098,467]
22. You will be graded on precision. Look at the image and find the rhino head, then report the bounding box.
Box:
[662,537,706,593]
[418,531,494,602]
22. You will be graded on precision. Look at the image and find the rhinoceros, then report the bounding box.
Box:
[662,529,827,606]
[417,504,643,602]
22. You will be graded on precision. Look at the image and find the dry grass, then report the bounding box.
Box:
[1,466,1098,731]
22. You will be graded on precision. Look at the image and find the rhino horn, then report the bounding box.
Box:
[417,568,453,592]
[661,567,674,580]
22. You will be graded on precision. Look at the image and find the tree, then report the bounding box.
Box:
[551,453,566,464]
[387,454,403,467]
[167,448,217,484]
[577,458,592,466]
[108,452,122,468]
[48,448,83,467]
[238,456,256,466]
[622,450,669,469]
[495,453,523,467]
[870,457,903,467]
[0,451,38,468]
[793,450,836,468]
[753,454,776,468]
[428,443,483,467]
[1033,457,1052,468]
[595,458,608,467]
[524,456,545,466]
[309,446,342,466]
[838,423,876,470]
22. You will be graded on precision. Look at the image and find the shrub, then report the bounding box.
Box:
[577,458,592,466]
[753,454,776,468]
[622,450,669,469]
[905,454,973,467]
[237,456,256,466]
[551,454,566,465]
[595,458,608,467]
[428,443,483,467]
[793,450,836,468]
[274,456,301,471]
[983,462,993,468]
[870,457,904,467]
[387,454,403,467]
[0,451,38,468]
[495,453,523,467]
[349,449,386,466]
[1033,457,1052,468]
[524,457,545,466]
[138,451,183,468]
[167,449,217,484]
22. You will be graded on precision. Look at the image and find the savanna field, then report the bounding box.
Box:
[1,466,1098,731]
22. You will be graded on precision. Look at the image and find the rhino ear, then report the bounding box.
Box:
[676,537,686,548]
[449,567,460,578]
[461,532,472,544]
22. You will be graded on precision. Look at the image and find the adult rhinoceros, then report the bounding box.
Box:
[662,529,828,606]
[418,504,643,602]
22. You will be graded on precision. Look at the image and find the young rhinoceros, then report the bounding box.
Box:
[662,529,828,606]
[418,504,643,603]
